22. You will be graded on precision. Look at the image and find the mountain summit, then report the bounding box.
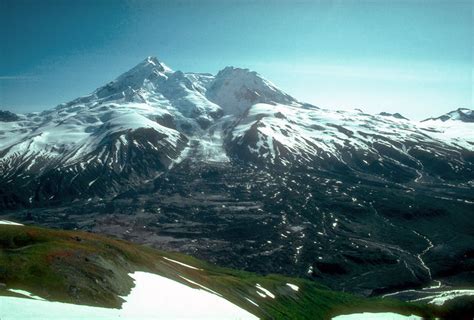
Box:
[206,66,296,115]
[94,56,173,100]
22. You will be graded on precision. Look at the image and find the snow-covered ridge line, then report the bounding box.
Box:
[422,107,473,123]
[229,103,473,167]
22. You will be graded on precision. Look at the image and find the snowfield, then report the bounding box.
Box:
[0,272,258,320]
[332,312,421,320]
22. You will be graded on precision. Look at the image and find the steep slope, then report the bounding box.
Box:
[1,223,468,319]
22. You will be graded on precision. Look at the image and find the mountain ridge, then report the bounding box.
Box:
[422,108,474,123]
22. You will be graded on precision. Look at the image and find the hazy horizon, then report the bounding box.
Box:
[1,0,472,120]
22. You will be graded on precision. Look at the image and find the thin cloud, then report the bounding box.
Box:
[0,75,38,80]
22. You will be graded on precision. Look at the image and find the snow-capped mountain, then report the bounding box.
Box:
[0,57,300,206]
[422,108,474,123]
[1,57,473,299]
[1,57,472,206]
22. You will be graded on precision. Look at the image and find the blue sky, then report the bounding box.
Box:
[0,0,472,119]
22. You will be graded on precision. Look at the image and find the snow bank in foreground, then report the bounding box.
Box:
[0,271,258,320]
[0,220,23,226]
[332,313,421,320]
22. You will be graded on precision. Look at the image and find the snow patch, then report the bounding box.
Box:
[0,272,258,320]
[332,312,422,320]
[286,283,299,291]
[427,289,474,305]
[255,283,275,299]
[411,289,474,306]
[0,220,23,226]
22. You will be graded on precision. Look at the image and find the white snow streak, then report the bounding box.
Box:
[162,256,203,270]
[0,220,23,226]
[286,283,299,291]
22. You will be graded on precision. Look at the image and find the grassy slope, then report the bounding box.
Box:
[0,225,461,319]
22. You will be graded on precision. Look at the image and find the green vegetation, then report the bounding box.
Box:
[0,225,465,319]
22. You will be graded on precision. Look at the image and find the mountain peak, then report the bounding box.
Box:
[143,56,173,73]
[422,108,474,123]
[121,56,173,79]
[218,66,256,76]
[93,56,173,100]
[378,112,409,120]
[206,66,296,115]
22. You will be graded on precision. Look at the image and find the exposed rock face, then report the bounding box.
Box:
[0,110,20,122]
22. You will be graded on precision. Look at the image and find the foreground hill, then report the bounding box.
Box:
[1,222,472,319]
